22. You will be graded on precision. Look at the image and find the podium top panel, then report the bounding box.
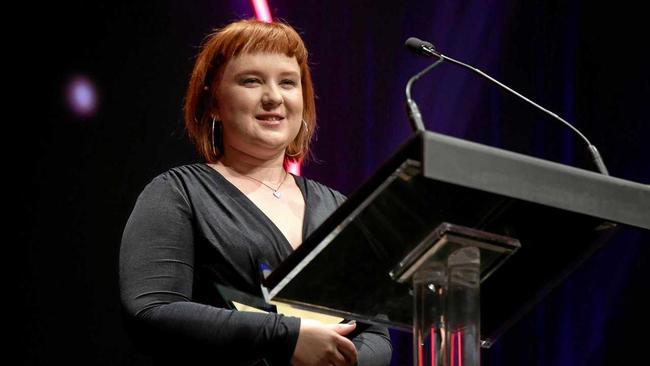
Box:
[262,131,649,345]
[420,131,649,230]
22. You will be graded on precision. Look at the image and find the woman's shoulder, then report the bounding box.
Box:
[139,163,215,197]
[132,163,218,209]
[153,163,211,180]
[145,163,213,187]
[296,174,347,206]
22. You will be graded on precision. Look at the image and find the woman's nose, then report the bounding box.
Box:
[261,83,283,108]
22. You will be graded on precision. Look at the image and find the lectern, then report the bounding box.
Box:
[261,131,650,365]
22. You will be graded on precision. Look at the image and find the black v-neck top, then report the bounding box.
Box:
[119,164,391,365]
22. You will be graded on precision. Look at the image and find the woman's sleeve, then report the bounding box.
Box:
[119,175,300,364]
[352,324,393,366]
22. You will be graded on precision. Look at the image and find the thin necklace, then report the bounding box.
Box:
[236,168,288,199]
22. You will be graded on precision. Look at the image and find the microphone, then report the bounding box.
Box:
[404,39,444,132]
[404,37,609,176]
[405,37,436,57]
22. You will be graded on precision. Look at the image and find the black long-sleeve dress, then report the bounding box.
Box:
[119,163,392,365]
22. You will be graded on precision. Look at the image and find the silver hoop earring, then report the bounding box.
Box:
[285,148,303,157]
[286,120,309,158]
[211,118,216,156]
[211,116,223,156]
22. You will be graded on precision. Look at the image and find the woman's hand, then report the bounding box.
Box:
[291,319,358,366]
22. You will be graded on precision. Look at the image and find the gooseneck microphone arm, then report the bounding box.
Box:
[405,57,444,132]
[404,37,609,176]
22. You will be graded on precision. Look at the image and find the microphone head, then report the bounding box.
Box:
[405,37,436,57]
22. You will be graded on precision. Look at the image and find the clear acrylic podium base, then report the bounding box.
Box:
[390,223,519,366]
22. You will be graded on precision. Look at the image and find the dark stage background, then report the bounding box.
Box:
[20,1,648,365]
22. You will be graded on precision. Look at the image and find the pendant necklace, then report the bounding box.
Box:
[241,169,288,199]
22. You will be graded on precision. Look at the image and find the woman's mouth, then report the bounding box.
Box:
[255,114,285,125]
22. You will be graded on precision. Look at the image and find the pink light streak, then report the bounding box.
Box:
[450,330,455,366]
[431,327,435,366]
[250,0,273,23]
[457,331,462,366]
[286,161,301,175]
[418,332,424,366]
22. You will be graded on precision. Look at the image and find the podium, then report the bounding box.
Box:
[261,131,650,365]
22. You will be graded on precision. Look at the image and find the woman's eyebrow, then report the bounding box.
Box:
[233,70,300,77]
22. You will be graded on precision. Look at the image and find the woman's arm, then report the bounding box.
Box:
[119,174,300,364]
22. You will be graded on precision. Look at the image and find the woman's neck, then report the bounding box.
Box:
[216,148,286,182]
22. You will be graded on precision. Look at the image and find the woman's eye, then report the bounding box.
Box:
[242,78,261,85]
[281,79,297,87]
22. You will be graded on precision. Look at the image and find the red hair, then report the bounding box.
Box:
[183,19,316,164]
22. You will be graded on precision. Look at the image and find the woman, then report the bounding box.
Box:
[119,19,392,366]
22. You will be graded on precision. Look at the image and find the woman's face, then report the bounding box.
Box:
[215,52,303,160]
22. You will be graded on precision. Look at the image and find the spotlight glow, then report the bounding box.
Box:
[250,0,273,22]
[66,75,97,117]
[286,161,301,176]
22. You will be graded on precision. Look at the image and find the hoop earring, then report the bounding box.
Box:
[286,120,308,157]
[211,117,223,157]
[285,148,303,157]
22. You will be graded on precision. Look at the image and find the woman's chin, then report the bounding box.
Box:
[248,137,292,155]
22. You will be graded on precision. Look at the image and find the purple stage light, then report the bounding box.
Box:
[66,75,97,118]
